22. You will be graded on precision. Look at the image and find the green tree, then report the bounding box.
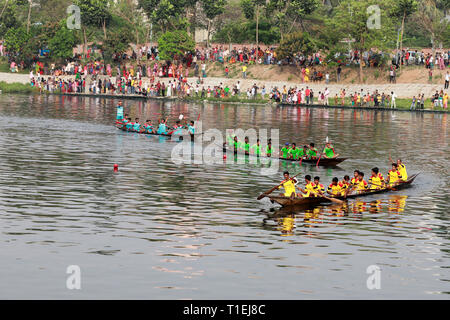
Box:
[138,0,188,32]
[102,28,132,62]
[240,0,268,47]
[275,31,317,61]
[267,0,320,41]
[391,0,417,68]
[48,21,77,60]
[75,0,112,57]
[328,0,395,82]
[157,30,195,61]
[201,0,226,47]
[413,0,449,57]
[4,27,31,56]
[0,2,19,37]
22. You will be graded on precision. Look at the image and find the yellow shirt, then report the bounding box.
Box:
[369,173,385,190]
[327,183,343,196]
[398,164,407,181]
[279,179,296,197]
[302,182,315,197]
[388,170,402,185]
[356,179,368,192]
[242,66,247,72]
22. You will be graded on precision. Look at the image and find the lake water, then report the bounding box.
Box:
[0,94,448,299]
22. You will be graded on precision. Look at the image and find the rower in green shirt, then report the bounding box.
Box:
[250,139,262,156]
[266,141,274,157]
[241,136,251,155]
[299,145,307,159]
[322,142,338,159]
[232,136,239,154]
[306,143,318,159]
[288,143,301,160]
[280,143,290,159]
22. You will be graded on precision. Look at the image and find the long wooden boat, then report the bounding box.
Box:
[263,173,419,207]
[224,148,347,166]
[116,126,198,141]
[279,156,347,166]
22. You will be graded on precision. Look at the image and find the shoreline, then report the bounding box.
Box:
[34,91,450,114]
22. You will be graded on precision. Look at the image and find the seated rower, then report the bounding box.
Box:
[288,143,301,160]
[340,175,351,194]
[277,171,298,198]
[250,139,262,157]
[241,136,251,155]
[355,171,369,194]
[143,120,154,133]
[232,136,239,155]
[389,155,408,181]
[132,118,141,132]
[157,119,168,135]
[387,163,403,186]
[297,175,316,198]
[327,177,344,197]
[312,176,325,197]
[369,167,385,190]
[299,145,307,159]
[120,114,129,129]
[306,143,318,159]
[266,140,274,157]
[351,170,360,186]
[124,117,133,131]
[171,120,183,135]
[280,142,290,159]
[322,142,339,159]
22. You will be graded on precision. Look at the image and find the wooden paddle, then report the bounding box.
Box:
[257,171,303,200]
[311,190,344,204]
[320,194,344,204]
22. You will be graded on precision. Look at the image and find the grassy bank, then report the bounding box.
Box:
[0,82,38,94]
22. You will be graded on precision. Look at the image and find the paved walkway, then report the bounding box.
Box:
[1,72,446,98]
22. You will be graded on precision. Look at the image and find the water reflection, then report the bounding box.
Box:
[263,194,410,237]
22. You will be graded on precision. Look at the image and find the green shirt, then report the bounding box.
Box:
[307,148,318,158]
[323,146,335,158]
[251,144,262,155]
[281,147,290,158]
[288,148,301,160]
[266,146,274,156]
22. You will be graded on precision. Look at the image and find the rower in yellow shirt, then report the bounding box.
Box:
[312,176,325,197]
[351,170,360,186]
[298,175,315,197]
[278,171,298,197]
[355,171,369,193]
[368,167,385,190]
[327,177,344,196]
[389,155,407,181]
[387,163,403,186]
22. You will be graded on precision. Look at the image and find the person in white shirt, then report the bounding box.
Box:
[324,87,330,105]
[390,91,397,108]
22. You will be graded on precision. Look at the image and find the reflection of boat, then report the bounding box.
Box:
[264,173,419,207]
